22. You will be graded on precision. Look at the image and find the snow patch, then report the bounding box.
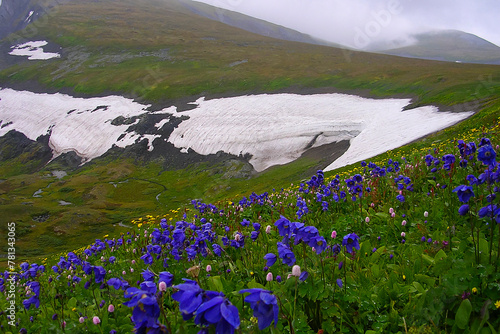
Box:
[0,89,473,172]
[0,88,173,163]
[167,93,473,172]
[9,41,60,60]
[155,118,170,130]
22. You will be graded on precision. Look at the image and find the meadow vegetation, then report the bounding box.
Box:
[1,0,500,332]
[1,115,500,333]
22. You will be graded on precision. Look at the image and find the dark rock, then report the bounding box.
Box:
[0,130,52,163]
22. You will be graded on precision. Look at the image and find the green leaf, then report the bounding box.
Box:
[434,249,447,261]
[207,276,224,292]
[67,297,78,309]
[247,278,265,290]
[412,281,425,294]
[360,240,372,256]
[371,264,380,278]
[375,212,389,219]
[487,321,498,334]
[422,254,434,265]
[455,299,472,329]
[479,238,489,255]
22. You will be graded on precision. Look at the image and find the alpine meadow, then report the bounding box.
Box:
[1,0,500,333]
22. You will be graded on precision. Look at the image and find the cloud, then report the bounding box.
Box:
[193,0,500,48]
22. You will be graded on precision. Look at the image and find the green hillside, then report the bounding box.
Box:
[1,0,499,106]
[0,0,500,263]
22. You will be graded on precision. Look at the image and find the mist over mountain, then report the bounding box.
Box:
[374,30,500,65]
[177,0,342,48]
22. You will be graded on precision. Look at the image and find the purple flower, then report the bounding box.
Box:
[158,272,174,287]
[477,145,496,166]
[171,279,204,317]
[107,278,129,290]
[308,236,327,254]
[467,174,479,186]
[194,295,240,333]
[22,295,40,310]
[453,185,475,203]
[140,253,153,265]
[212,244,223,257]
[342,233,360,254]
[239,289,279,330]
[479,137,491,147]
[141,269,155,282]
[277,243,296,266]
[264,253,277,267]
[478,204,498,218]
[123,286,162,331]
[93,266,106,283]
[274,216,292,237]
[458,204,470,216]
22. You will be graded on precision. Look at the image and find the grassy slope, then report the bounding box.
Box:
[1,0,500,263]
[2,0,500,104]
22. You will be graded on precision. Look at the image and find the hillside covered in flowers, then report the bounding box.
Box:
[2,120,500,333]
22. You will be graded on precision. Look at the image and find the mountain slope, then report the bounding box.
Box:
[0,0,72,41]
[1,0,500,261]
[378,30,500,65]
[178,0,342,48]
[2,0,499,107]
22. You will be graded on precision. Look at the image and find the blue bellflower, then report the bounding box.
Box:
[239,288,279,330]
[453,185,475,203]
[477,145,496,166]
[342,233,360,254]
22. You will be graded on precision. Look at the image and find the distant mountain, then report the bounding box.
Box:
[0,0,71,41]
[375,30,500,65]
[0,0,33,40]
[179,0,343,48]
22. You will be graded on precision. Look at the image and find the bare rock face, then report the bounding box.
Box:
[0,130,52,172]
[0,0,35,40]
[0,0,73,41]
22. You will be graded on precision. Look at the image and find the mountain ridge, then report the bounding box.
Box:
[179,0,344,48]
[375,29,500,65]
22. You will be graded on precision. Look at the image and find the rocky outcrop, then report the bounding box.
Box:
[0,0,36,40]
[0,0,72,41]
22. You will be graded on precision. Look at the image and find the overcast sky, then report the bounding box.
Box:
[193,0,500,49]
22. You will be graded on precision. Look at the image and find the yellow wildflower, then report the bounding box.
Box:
[495,300,500,309]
